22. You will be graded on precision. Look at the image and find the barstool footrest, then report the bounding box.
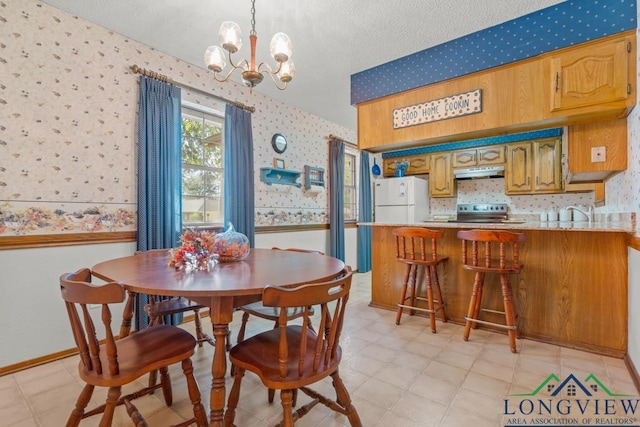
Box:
[398,301,445,314]
[464,316,517,330]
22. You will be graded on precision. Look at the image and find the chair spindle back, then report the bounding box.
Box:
[393,227,443,263]
[262,267,352,378]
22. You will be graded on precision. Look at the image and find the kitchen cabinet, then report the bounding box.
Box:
[550,36,632,113]
[429,152,455,198]
[357,31,635,152]
[533,138,563,192]
[505,137,562,195]
[566,118,627,182]
[452,145,505,168]
[382,154,429,177]
[505,143,533,194]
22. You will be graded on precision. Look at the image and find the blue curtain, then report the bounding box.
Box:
[357,152,372,272]
[223,104,255,247]
[329,139,345,261]
[135,75,182,330]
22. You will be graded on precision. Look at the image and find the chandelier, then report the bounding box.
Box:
[203,0,294,90]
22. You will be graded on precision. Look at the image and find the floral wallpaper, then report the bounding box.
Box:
[0,0,355,237]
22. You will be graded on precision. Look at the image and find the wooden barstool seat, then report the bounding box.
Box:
[457,229,526,353]
[393,227,448,332]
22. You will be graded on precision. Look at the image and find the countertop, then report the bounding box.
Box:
[358,218,636,233]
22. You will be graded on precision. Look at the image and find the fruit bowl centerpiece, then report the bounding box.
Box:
[213,223,250,262]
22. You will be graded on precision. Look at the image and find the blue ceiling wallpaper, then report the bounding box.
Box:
[351,0,637,105]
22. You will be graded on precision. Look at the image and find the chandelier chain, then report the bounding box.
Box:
[250,0,256,36]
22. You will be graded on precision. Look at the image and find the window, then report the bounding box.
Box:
[344,151,357,221]
[181,106,224,226]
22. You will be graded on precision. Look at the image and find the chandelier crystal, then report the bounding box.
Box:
[203,0,295,90]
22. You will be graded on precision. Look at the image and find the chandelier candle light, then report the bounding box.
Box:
[203,0,295,90]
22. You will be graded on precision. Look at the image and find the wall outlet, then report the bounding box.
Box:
[591,146,606,163]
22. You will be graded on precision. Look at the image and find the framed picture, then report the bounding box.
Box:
[274,158,285,169]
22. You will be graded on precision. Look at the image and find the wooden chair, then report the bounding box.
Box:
[233,247,321,402]
[225,267,362,427]
[136,249,214,348]
[393,227,448,332]
[59,268,208,426]
[457,229,527,353]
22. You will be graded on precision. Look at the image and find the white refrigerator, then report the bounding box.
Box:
[374,176,430,223]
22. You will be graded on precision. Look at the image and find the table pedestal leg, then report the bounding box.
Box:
[209,323,229,426]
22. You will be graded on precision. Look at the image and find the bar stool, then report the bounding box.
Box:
[457,229,526,353]
[393,227,448,332]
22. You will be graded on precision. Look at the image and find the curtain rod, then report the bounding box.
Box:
[130,64,255,113]
[327,134,357,149]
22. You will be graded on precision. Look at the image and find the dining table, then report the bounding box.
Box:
[91,248,346,426]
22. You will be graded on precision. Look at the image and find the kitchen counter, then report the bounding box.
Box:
[364,222,630,356]
[359,219,635,233]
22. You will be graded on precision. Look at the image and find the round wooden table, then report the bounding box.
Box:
[92,248,345,426]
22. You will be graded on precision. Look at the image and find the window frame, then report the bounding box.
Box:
[180,105,225,228]
[343,149,357,223]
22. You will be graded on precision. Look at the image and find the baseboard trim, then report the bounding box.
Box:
[624,354,640,394]
[0,312,205,377]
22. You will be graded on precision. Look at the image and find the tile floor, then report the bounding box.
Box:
[1,271,637,426]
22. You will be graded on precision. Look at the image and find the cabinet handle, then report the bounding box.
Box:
[527,177,530,186]
[555,72,560,93]
[628,84,633,95]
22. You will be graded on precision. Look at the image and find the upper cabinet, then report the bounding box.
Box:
[382,153,429,177]
[549,37,632,113]
[505,137,562,195]
[357,31,636,152]
[452,145,505,168]
[566,118,627,182]
[429,152,455,198]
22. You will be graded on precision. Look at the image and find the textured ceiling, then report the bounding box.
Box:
[41,0,564,131]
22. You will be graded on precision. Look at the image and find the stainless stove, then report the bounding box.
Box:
[449,203,509,223]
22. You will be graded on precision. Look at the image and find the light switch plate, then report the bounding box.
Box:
[591,146,606,163]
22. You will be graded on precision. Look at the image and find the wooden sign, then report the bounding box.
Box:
[393,89,482,129]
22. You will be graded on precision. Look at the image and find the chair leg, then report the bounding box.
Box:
[124,399,147,426]
[500,274,519,353]
[330,370,362,427]
[159,366,173,406]
[432,264,447,323]
[148,370,158,389]
[193,308,204,348]
[100,386,121,427]
[471,272,485,330]
[224,367,244,427]
[181,358,208,426]
[464,272,484,341]
[395,264,412,325]
[409,265,418,316]
[268,388,276,403]
[67,384,94,427]
[425,265,436,333]
[280,389,295,427]
[236,311,250,344]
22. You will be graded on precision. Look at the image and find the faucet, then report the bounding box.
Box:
[566,205,594,223]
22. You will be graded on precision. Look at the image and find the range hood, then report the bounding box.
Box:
[453,165,505,179]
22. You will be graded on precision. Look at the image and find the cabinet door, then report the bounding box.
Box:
[505,143,533,194]
[382,154,430,177]
[429,152,455,197]
[452,149,477,168]
[478,145,505,165]
[550,37,631,112]
[533,138,563,192]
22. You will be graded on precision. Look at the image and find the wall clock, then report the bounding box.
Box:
[271,133,288,154]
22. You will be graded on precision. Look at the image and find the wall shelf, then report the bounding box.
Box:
[304,165,325,190]
[260,167,302,187]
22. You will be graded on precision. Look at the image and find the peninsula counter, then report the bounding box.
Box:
[359,220,635,357]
